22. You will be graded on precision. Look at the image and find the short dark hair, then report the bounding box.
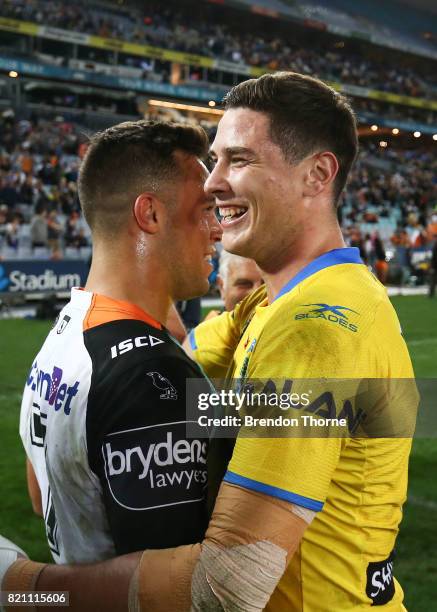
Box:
[78,120,209,236]
[224,72,358,203]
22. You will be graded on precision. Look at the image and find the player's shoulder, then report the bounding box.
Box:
[283,264,386,329]
[84,318,209,459]
[193,283,267,345]
[84,318,187,368]
[235,283,268,320]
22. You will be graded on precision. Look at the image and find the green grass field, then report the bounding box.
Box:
[0,296,436,608]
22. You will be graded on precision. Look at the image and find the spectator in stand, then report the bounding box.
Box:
[30,204,48,249]
[0,206,8,248]
[0,176,19,209]
[429,240,437,298]
[5,213,22,251]
[374,232,388,285]
[18,146,34,176]
[18,175,35,205]
[47,210,63,253]
[427,212,437,242]
[391,228,411,249]
[391,228,411,285]
[411,225,428,248]
[64,211,87,248]
[348,227,366,262]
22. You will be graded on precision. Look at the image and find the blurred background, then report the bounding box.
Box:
[0,0,436,608]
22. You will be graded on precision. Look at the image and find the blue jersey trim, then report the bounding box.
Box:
[188,329,198,351]
[274,247,363,302]
[224,470,324,512]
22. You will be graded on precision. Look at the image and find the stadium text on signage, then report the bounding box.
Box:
[8,270,81,292]
[0,261,89,295]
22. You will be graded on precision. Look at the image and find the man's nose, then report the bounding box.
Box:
[204,161,230,199]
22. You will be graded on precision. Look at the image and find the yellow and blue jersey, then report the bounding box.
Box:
[190,247,416,610]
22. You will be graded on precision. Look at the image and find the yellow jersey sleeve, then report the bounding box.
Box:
[188,285,267,379]
[188,310,238,379]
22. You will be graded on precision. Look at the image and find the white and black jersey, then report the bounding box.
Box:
[20,289,210,563]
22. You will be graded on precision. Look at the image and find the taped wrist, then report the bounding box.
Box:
[2,559,47,612]
[191,483,309,611]
[191,540,286,611]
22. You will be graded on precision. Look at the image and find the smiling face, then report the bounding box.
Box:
[164,153,220,300]
[206,108,310,271]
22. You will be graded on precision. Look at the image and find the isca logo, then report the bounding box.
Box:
[295,303,359,332]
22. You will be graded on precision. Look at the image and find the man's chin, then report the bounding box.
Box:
[176,279,210,302]
[222,234,252,258]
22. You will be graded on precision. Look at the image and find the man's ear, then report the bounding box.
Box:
[303,152,339,198]
[133,193,161,234]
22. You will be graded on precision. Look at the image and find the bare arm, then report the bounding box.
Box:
[3,552,141,612]
[2,484,311,611]
[26,459,43,517]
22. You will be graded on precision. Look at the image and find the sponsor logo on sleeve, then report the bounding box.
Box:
[147,372,178,400]
[295,303,360,332]
[26,361,80,415]
[110,335,164,359]
[102,421,208,511]
[366,550,395,605]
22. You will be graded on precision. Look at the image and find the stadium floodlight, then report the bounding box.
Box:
[433,134,437,141]
[379,141,388,148]
[392,128,400,135]
[8,71,18,78]
[413,131,421,138]
[370,125,378,131]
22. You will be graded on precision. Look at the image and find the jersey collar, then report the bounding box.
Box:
[273,247,363,302]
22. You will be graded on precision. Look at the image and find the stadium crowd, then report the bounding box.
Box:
[0,110,88,257]
[1,0,436,99]
[0,107,436,286]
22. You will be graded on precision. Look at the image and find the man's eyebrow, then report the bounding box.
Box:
[209,146,256,158]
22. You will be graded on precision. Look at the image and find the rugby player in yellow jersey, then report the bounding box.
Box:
[1,73,416,611]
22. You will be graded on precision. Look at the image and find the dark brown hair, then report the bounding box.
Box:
[78,120,209,236]
[224,72,358,203]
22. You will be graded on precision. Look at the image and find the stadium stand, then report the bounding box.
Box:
[0,0,436,294]
[1,0,436,97]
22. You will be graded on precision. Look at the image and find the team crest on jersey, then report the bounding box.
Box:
[294,303,359,333]
[147,372,178,400]
[236,338,257,391]
[56,315,71,335]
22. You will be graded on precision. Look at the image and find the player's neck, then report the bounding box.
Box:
[85,243,172,327]
[262,225,346,303]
